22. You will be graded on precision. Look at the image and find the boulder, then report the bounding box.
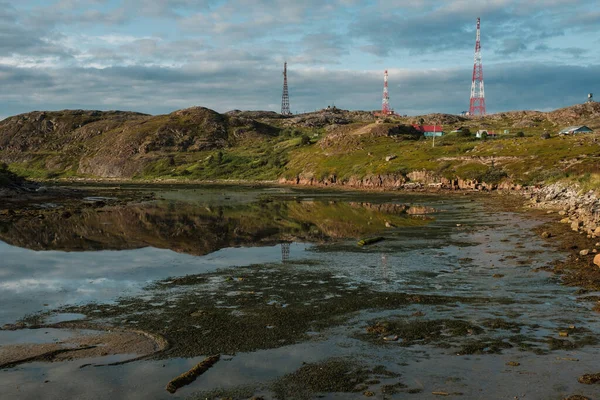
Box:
[571,221,582,231]
[594,254,600,268]
[541,231,552,239]
[580,249,590,256]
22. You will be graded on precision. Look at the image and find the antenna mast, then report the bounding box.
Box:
[469,18,486,116]
[281,62,291,115]
[382,70,390,115]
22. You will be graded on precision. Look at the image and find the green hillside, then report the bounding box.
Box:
[1,102,599,190]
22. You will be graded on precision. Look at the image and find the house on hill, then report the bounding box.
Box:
[412,124,444,137]
[558,126,594,135]
[475,130,498,138]
[451,126,467,133]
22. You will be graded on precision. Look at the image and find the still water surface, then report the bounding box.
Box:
[0,185,599,399]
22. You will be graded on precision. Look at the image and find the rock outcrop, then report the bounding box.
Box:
[527,183,600,238]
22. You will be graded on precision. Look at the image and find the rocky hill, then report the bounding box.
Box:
[0,107,282,178]
[0,103,599,186]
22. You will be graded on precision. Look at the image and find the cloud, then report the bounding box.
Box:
[0,60,598,117]
[0,0,598,117]
[349,0,587,58]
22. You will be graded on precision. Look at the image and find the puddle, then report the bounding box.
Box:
[44,313,86,324]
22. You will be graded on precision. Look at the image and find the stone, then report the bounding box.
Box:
[571,221,582,231]
[559,210,567,216]
[506,361,520,366]
[594,254,600,268]
[580,249,590,256]
[385,155,397,162]
[560,218,570,224]
[578,373,600,385]
[541,232,552,239]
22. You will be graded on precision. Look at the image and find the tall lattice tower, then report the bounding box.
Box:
[382,70,390,115]
[281,62,291,115]
[469,18,486,116]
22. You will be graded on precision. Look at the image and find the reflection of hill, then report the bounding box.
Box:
[0,200,430,255]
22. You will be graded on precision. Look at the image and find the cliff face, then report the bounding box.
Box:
[278,170,523,192]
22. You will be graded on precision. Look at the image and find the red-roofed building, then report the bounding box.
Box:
[412,124,445,137]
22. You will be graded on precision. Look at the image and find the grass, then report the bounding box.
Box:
[2,107,600,191]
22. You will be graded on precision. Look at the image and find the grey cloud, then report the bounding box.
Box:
[1,62,599,117]
[497,38,528,55]
[0,5,74,59]
[349,0,591,57]
[121,0,213,18]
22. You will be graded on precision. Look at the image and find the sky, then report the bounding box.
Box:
[0,0,599,118]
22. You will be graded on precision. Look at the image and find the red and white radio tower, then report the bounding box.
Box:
[469,17,486,116]
[382,70,391,114]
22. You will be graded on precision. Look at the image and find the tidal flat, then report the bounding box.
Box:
[0,184,599,399]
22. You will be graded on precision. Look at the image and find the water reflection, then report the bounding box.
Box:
[0,198,430,256]
[281,242,291,263]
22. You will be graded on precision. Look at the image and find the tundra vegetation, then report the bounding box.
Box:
[0,102,598,191]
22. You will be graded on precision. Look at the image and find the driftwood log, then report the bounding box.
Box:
[165,354,220,394]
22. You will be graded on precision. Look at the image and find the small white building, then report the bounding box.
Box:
[558,126,594,135]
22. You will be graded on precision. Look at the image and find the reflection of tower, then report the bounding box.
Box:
[281,242,291,263]
[381,253,389,284]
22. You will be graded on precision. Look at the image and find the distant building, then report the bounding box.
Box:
[412,124,444,137]
[558,125,594,135]
[476,130,497,138]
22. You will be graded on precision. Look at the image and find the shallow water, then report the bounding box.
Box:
[1,185,599,399]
